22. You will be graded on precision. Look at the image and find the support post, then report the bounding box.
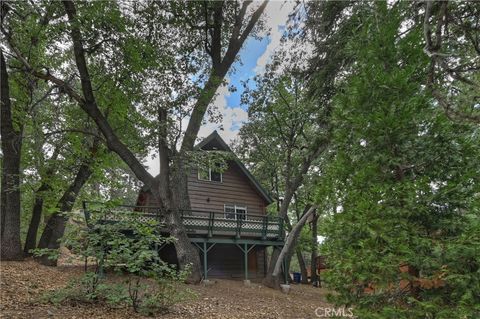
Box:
[244,243,248,280]
[283,258,288,284]
[203,241,208,280]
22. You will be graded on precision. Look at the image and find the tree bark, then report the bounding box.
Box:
[264,203,315,287]
[265,206,317,289]
[24,145,61,255]
[296,247,309,284]
[0,49,24,261]
[36,159,93,266]
[310,212,320,287]
[23,183,49,255]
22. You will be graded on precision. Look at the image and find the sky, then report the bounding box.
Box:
[146,1,296,175]
[199,1,296,142]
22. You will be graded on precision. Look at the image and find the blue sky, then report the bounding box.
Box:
[147,1,296,174]
[225,36,271,112]
[196,1,296,145]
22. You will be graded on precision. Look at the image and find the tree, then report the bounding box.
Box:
[423,1,480,123]
[318,2,480,317]
[35,135,100,265]
[3,0,268,282]
[309,211,319,287]
[269,206,317,288]
[236,0,366,287]
[0,49,23,260]
[23,144,61,255]
[238,72,330,287]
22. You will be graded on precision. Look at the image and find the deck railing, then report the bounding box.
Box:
[82,201,284,240]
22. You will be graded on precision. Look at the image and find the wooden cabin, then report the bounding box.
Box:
[85,131,284,281]
[183,131,280,280]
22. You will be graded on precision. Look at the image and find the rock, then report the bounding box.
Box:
[243,280,251,287]
[202,279,216,286]
[280,284,291,294]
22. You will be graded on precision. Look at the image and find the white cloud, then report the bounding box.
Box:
[198,81,248,144]
[255,0,297,73]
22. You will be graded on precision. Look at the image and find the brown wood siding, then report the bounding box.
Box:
[188,160,267,215]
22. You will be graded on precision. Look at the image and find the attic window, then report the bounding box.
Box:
[198,168,222,182]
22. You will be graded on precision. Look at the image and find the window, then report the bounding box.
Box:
[210,170,222,182]
[198,169,210,181]
[224,204,247,220]
[198,168,222,182]
[224,204,236,219]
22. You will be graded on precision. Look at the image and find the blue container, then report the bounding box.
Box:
[293,272,301,283]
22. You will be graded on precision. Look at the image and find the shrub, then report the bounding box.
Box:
[37,206,197,315]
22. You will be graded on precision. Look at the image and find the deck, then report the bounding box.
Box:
[82,201,286,281]
[82,202,284,242]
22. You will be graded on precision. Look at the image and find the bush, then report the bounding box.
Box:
[37,206,197,315]
[42,271,196,315]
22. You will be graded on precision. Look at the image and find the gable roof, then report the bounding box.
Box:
[195,131,273,205]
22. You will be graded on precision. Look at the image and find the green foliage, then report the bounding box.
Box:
[30,247,60,261]
[37,208,196,314]
[41,272,106,305]
[314,2,480,318]
[41,271,197,315]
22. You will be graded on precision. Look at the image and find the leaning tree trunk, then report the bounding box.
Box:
[263,193,294,287]
[266,206,317,289]
[36,161,93,266]
[24,145,61,255]
[0,50,24,261]
[23,183,49,255]
[296,247,309,284]
[264,203,309,287]
[310,212,320,287]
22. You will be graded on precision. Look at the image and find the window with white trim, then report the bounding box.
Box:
[224,204,247,220]
[198,167,222,182]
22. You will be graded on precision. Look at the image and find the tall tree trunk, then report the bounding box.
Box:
[36,160,93,266]
[296,247,309,284]
[266,206,317,289]
[0,49,23,261]
[166,204,202,283]
[23,183,49,255]
[24,143,62,255]
[310,212,320,287]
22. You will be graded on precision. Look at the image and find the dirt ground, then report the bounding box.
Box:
[1,260,331,319]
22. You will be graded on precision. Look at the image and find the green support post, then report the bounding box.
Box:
[203,241,208,280]
[244,243,248,280]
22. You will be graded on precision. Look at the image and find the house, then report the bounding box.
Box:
[84,131,285,281]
